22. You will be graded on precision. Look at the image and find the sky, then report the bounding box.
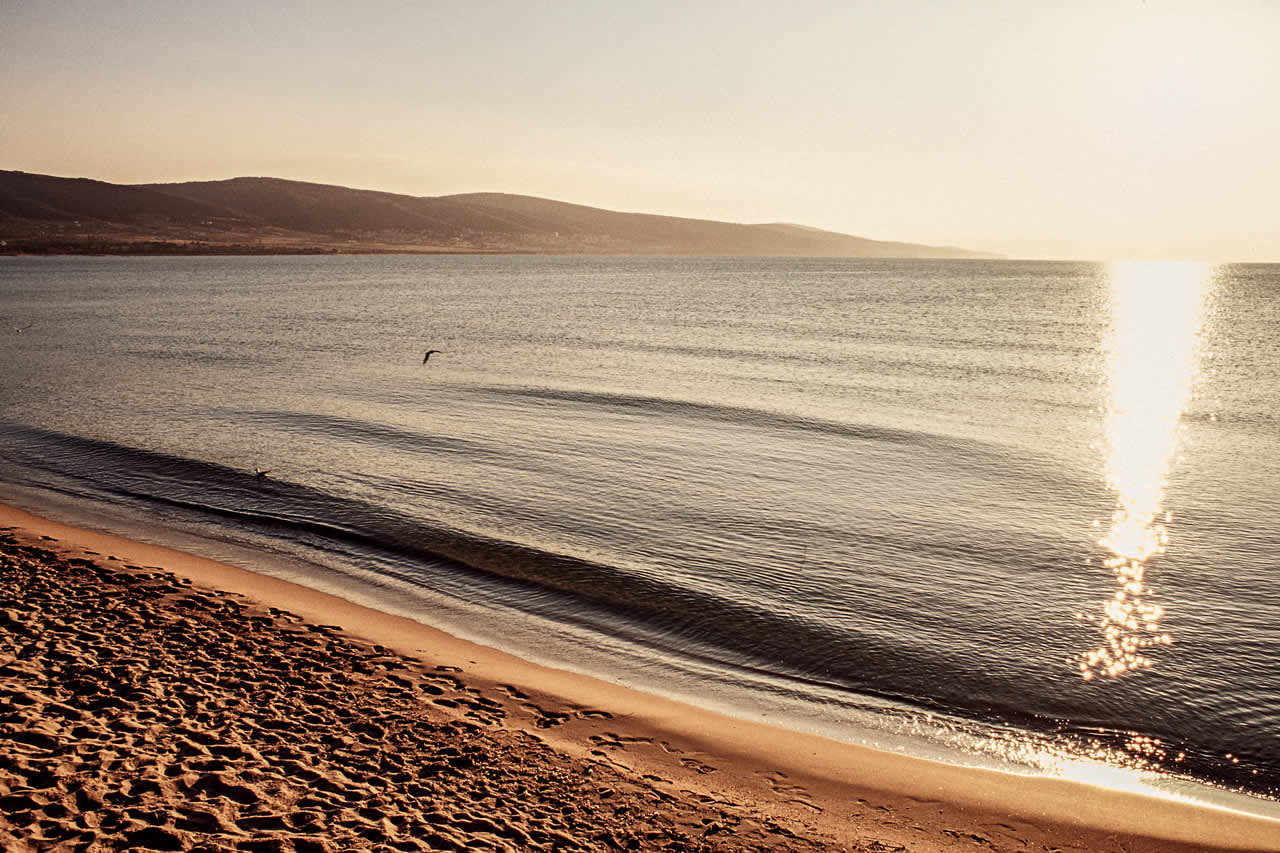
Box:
[3,1,1278,260]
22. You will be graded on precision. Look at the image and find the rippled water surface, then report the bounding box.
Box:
[1,255,1277,807]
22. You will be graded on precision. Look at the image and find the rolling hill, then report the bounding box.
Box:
[0,170,998,258]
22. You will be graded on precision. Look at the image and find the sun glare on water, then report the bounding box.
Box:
[1079,261,1213,680]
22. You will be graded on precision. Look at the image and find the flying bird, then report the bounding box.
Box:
[423,349,442,364]
[254,468,271,478]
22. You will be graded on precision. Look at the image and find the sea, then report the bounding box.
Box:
[1,254,1277,816]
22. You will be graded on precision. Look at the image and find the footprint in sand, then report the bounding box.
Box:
[497,684,529,700]
[520,703,569,728]
[757,769,818,808]
[679,757,718,775]
[589,733,653,751]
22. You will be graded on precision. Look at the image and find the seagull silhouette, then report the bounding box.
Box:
[423,349,442,364]
[254,468,271,478]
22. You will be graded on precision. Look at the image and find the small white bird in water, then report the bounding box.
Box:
[254,468,271,478]
[423,349,442,364]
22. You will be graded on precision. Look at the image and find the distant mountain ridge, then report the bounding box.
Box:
[0,169,999,258]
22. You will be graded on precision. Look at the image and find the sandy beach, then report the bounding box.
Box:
[2,502,1277,852]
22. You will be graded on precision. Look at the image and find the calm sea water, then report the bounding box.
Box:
[1,255,1277,809]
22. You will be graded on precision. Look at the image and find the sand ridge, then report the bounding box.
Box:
[2,507,1278,852]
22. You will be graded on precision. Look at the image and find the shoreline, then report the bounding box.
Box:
[3,501,1278,852]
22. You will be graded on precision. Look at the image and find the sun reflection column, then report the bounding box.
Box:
[1080,261,1213,680]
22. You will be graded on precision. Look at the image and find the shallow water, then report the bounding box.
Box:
[1,255,1277,808]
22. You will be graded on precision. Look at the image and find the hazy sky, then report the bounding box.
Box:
[3,1,1278,260]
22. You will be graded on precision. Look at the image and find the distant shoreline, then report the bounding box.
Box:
[0,241,999,259]
[0,240,516,257]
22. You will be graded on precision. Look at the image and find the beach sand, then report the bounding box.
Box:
[2,503,1278,852]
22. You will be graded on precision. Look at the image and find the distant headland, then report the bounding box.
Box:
[0,169,1000,259]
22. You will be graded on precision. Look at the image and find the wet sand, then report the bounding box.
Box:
[2,503,1278,852]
